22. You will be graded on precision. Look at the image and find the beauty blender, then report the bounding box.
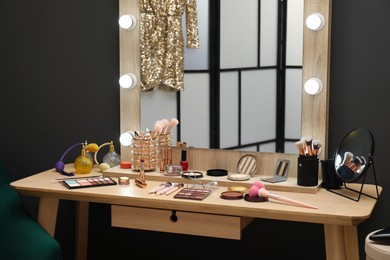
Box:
[248,185,260,198]
[253,181,265,189]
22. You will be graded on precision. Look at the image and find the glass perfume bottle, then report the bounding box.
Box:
[103,141,120,167]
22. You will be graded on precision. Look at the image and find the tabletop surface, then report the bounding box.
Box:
[11,164,382,226]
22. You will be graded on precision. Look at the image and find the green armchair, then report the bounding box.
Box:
[0,161,62,260]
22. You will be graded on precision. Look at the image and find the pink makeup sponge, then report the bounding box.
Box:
[248,185,260,198]
[253,181,265,189]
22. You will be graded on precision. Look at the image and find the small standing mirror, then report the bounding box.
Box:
[331,128,379,201]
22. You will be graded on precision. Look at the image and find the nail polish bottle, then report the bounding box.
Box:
[180,150,188,171]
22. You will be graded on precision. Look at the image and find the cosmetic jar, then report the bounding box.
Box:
[164,165,182,176]
[118,176,130,185]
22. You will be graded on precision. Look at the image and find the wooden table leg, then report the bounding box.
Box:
[344,225,359,260]
[37,197,59,236]
[324,224,359,260]
[75,201,89,260]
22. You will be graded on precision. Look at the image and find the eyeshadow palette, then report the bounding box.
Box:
[174,188,211,201]
[61,176,117,189]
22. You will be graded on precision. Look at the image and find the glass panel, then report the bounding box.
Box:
[285,69,302,139]
[220,0,258,69]
[260,0,278,66]
[181,73,210,148]
[184,0,209,70]
[141,91,178,143]
[286,0,304,65]
[241,69,276,144]
[220,72,239,148]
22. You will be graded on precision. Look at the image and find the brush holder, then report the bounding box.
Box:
[157,133,172,171]
[158,133,172,147]
[297,155,319,186]
[131,136,158,171]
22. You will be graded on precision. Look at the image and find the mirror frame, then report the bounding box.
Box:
[118,0,332,162]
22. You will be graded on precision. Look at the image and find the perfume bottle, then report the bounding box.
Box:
[74,145,94,174]
[103,141,120,167]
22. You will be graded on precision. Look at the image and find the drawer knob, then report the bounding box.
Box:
[170,211,178,222]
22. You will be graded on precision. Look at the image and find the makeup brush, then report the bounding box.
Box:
[295,140,306,156]
[164,117,179,134]
[312,140,320,156]
[350,156,363,172]
[342,151,354,167]
[152,121,164,139]
[304,136,313,156]
[355,156,367,173]
[258,188,318,209]
[161,118,170,134]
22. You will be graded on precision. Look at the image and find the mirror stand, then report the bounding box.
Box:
[327,156,379,202]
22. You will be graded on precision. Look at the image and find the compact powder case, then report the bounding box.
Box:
[164,164,182,176]
[118,176,130,185]
[228,173,251,181]
[244,194,268,202]
[207,169,228,177]
[228,186,249,194]
[120,161,132,169]
[228,154,258,181]
[181,171,203,178]
[220,190,244,200]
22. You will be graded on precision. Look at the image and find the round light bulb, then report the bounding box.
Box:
[304,78,323,95]
[119,14,136,30]
[119,132,133,146]
[306,13,325,31]
[119,73,137,89]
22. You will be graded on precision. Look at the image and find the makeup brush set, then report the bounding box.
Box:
[295,136,322,187]
[130,117,179,171]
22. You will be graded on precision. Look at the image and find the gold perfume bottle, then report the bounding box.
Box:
[74,145,94,174]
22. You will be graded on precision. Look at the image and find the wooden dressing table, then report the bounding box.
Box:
[11,148,381,260]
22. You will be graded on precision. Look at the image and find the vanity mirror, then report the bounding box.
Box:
[330,128,379,202]
[119,0,331,163]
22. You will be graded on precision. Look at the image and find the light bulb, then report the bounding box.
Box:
[306,13,325,31]
[119,131,133,146]
[119,73,137,89]
[304,78,323,95]
[119,14,136,30]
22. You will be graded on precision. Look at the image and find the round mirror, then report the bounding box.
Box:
[334,128,375,183]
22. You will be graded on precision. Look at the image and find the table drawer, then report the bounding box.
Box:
[111,205,253,239]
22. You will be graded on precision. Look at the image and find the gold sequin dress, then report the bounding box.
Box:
[140,0,200,92]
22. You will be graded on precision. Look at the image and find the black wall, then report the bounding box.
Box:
[1,1,389,259]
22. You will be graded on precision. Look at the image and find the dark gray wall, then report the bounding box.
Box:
[1,1,389,259]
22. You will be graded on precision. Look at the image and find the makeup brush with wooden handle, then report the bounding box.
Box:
[164,117,179,134]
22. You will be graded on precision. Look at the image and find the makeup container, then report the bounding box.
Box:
[164,165,182,176]
[320,159,342,189]
[159,147,172,172]
[158,133,172,172]
[297,155,319,186]
[131,136,158,171]
[180,150,188,171]
[158,133,171,147]
[118,176,130,185]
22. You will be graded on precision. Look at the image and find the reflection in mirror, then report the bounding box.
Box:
[140,0,303,154]
[334,128,374,183]
[331,128,379,202]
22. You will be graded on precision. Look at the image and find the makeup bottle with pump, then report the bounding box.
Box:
[180,150,188,171]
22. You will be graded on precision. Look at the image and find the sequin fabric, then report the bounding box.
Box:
[140,0,199,92]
